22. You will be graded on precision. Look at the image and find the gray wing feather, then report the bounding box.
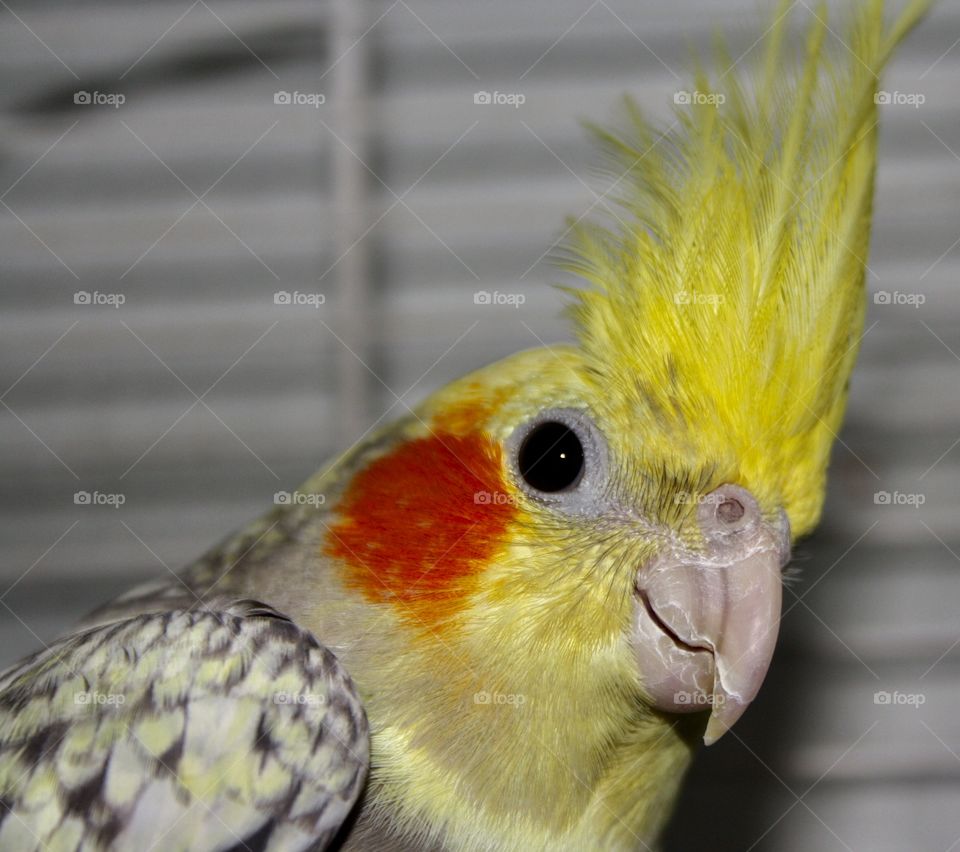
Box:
[0,601,369,851]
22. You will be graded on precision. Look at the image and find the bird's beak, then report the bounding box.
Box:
[631,484,789,744]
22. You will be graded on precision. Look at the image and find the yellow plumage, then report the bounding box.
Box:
[565,0,930,537]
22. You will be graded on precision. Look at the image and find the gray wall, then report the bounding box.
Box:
[1,1,958,849]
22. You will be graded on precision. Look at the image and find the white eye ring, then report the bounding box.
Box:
[505,407,610,515]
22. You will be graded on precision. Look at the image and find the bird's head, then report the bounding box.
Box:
[325,341,794,750]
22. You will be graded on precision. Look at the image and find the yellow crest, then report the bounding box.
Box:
[563,0,930,537]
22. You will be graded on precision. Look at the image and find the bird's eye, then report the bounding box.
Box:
[506,408,609,513]
[518,421,584,492]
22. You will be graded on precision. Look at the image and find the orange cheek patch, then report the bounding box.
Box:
[324,431,517,628]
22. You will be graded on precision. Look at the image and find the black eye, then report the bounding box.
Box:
[507,408,608,513]
[517,421,585,493]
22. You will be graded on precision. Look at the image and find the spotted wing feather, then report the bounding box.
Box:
[0,601,368,851]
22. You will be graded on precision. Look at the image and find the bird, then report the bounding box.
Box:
[0,0,931,849]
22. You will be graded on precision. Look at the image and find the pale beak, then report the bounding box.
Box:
[631,484,789,744]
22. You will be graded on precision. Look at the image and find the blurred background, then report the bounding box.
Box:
[0,0,957,849]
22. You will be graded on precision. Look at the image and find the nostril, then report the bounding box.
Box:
[716,498,745,524]
[698,484,759,536]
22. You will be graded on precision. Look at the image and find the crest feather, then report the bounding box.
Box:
[563,0,930,537]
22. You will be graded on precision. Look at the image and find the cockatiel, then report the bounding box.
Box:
[0,1,930,849]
